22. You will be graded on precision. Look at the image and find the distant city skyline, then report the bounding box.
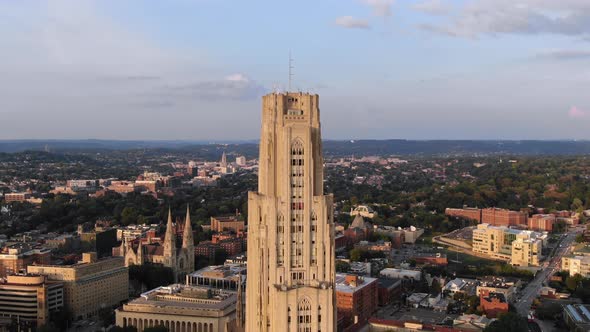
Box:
[2,0,590,140]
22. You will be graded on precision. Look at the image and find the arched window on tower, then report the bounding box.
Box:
[298,298,312,332]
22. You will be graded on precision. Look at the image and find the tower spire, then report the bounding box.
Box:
[288,51,294,91]
[182,204,194,249]
[221,151,227,167]
[163,207,176,257]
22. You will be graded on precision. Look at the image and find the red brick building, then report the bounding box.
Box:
[343,228,366,247]
[336,274,378,329]
[445,208,482,222]
[194,241,218,261]
[481,208,527,227]
[377,278,402,306]
[528,214,556,232]
[0,245,51,277]
[335,234,347,251]
[212,235,244,257]
[479,289,509,318]
[4,192,30,203]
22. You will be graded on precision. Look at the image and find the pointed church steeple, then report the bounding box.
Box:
[182,204,195,275]
[137,238,143,264]
[182,205,194,249]
[221,151,227,167]
[163,207,176,257]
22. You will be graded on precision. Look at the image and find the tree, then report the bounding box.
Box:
[484,312,528,332]
[535,302,563,320]
[37,323,61,332]
[349,248,363,262]
[566,274,583,292]
[121,207,139,226]
[572,198,584,211]
[430,280,441,296]
[99,307,116,326]
[129,264,174,290]
[336,260,350,273]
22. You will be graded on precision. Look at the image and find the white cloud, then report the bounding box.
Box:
[534,49,590,60]
[412,0,449,16]
[159,74,265,101]
[361,0,395,17]
[335,16,371,29]
[0,1,264,140]
[420,0,590,39]
[225,73,250,82]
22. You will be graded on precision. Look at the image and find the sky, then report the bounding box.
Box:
[1,0,590,140]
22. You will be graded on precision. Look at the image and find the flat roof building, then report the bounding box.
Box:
[472,223,543,266]
[336,274,378,330]
[210,216,245,234]
[379,268,421,281]
[481,208,527,227]
[0,274,63,327]
[564,304,590,332]
[187,264,246,291]
[0,244,51,277]
[27,253,128,320]
[116,284,239,332]
[562,255,590,278]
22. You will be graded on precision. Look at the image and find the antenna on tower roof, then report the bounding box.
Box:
[289,51,294,92]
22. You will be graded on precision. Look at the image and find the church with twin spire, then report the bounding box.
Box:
[117,206,195,282]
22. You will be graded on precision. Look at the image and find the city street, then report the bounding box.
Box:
[514,227,583,318]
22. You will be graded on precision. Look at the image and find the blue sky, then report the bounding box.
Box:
[1,0,590,140]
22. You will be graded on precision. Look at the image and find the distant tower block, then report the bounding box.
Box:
[245,92,336,332]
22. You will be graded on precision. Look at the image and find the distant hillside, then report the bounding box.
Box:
[1,139,590,156]
[323,140,590,156]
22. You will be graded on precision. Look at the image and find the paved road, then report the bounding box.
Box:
[514,227,583,318]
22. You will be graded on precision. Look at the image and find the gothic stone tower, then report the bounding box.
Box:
[245,92,336,332]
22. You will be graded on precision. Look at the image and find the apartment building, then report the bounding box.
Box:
[472,224,543,266]
[0,275,63,327]
[336,274,378,330]
[528,214,556,232]
[562,255,590,278]
[28,253,128,320]
[0,244,51,277]
[481,208,528,227]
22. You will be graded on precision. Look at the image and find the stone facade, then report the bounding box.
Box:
[472,223,543,266]
[0,275,63,327]
[28,253,128,320]
[245,92,336,332]
[118,207,194,281]
[116,284,238,332]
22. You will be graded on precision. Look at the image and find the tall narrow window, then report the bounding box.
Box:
[298,298,312,332]
[277,214,285,266]
[311,212,317,265]
[290,139,305,269]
